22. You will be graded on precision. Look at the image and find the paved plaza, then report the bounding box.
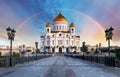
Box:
[0,56,120,77]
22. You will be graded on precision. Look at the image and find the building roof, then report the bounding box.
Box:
[54,13,67,22]
[46,23,51,27]
[70,22,75,27]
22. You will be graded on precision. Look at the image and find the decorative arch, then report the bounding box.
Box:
[59,47,62,53]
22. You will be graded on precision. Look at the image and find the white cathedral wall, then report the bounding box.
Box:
[40,36,80,52]
[40,21,81,53]
[50,33,80,52]
[50,33,71,47]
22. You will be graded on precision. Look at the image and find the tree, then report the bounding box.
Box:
[115,49,120,58]
[81,42,88,54]
[21,50,26,56]
[99,47,108,52]
[12,52,20,57]
[94,49,99,54]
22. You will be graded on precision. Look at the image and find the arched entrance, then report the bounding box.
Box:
[52,48,55,53]
[59,47,62,53]
[66,47,69,53]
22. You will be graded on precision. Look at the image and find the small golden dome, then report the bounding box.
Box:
[54,13,67,22]
[70,22,75,27]
[46,23,51,27]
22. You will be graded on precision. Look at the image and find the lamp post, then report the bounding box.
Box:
[105,27,114,56]
[35,42,38,60]
[96,44,98,54]
[6,27,16,67]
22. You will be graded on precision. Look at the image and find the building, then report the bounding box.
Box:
[87,43,102,53]
[40,13,80,53]
[0,46,19,56]
[18,45,35,56]
[87,45,97,52]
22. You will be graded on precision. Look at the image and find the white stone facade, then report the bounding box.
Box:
[40,13,80,53]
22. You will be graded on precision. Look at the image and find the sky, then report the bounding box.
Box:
[0,0,120,47]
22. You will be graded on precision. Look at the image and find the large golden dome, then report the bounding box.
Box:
[54,13,67,22]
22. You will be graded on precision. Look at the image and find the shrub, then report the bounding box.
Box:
[115,49,120,58]
[12,52,20,57]
[99,48,108,52]
[0,51,2,56]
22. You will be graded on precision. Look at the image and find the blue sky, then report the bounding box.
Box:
[0,0,120,46]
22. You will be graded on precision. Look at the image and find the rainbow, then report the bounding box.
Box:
[16,8,105,33]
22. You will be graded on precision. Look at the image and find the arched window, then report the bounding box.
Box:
[59,34,61,36]
[47,29,49,32]
[72,29,74,33]
[52,48,55,53]
[47,36,50,38]
[57,26,58,30]
[66,48,69,53]
[60,25,61,30]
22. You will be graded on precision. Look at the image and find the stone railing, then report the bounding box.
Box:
[0,54,52,67]
[66,54,120,68]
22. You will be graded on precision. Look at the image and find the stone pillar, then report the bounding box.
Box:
[63,47,66,53]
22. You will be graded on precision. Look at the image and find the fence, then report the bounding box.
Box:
[66,54,120,68]
[0,54,52,67]
[0,58,6,67]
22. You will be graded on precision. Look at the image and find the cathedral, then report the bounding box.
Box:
[40,13,80,53]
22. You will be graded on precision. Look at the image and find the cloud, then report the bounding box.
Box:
[0,0,120,46]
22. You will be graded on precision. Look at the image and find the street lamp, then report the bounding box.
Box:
[105,27,114,56]
[35,42,38,60]
[96,44,98,54]
[6,27,16,67]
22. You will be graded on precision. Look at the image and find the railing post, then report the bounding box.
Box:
[91,56,92,62]
[82,54,84,60]
[112,57,115,67]
[105,56,106,66]
[97,56,98,64]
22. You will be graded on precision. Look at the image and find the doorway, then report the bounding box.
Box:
[66,47,69,53]
[52,48,55,53]
[59,47,62,53]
